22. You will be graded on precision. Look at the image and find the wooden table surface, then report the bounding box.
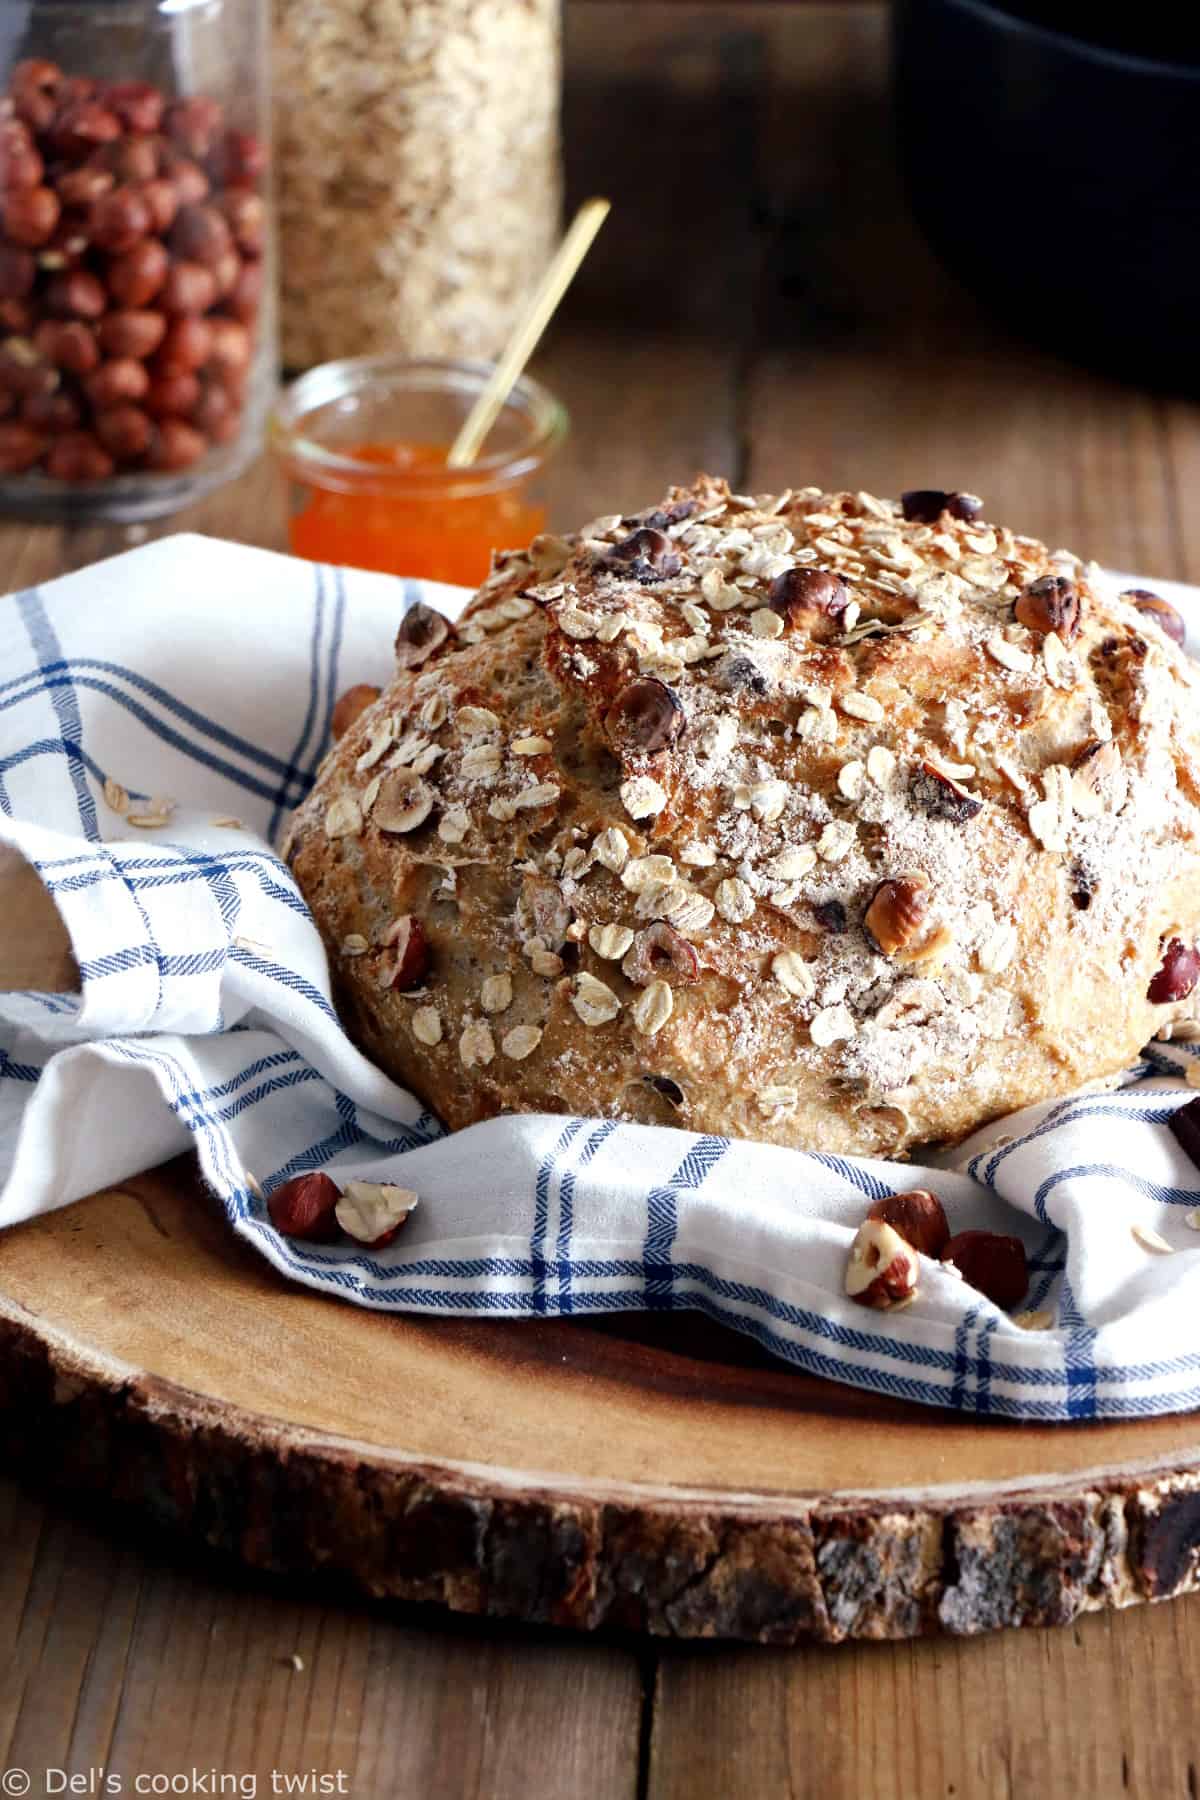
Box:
[3,7,1200,1796]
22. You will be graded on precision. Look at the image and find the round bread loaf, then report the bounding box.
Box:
[285,477,1200,1158]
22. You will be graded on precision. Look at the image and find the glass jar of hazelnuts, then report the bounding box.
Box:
[0,0,275,521]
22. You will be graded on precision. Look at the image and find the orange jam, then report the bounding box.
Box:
[287,440,546,587]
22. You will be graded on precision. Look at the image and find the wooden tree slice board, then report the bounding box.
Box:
[2,849,1200,1645]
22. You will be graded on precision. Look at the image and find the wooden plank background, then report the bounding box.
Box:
[2,7,1200,1797]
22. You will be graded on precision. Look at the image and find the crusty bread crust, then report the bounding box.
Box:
[286,478,1200,1157]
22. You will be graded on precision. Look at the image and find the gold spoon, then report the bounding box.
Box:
[446,196,611,469]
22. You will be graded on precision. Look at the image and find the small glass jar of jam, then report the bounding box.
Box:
[271,355,567,587]
[0,0,275,522]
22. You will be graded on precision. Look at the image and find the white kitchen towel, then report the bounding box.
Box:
[1,535,1199,1421]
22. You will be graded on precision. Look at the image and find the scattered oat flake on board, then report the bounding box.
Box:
[1132,1223,1174,1255]
[1013,1309,1055,1331]
[1185,1209,1200,1232]
[210,815,244,829]
[103,777,129,814]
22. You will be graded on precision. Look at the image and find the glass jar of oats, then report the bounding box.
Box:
[273,0,562,372]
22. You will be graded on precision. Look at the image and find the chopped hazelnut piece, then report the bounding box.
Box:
[373,770,434,833]
[336,1181,418,1248]
[865,875,931,957]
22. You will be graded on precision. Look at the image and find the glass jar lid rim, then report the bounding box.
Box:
[271,354,567,493]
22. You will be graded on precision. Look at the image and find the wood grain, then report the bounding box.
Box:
[0,1474,643,1799]
[2,1,1200,1793]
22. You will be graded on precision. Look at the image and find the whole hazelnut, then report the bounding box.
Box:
[88,186,151,254]
[146,417,206,470]
[161,154,209,205]
[155,316,212,374]
[0,298,32,335]
[211,248,240,298]
[207,317,250,373]
[56,165,115,209]
[900,488,983,523]
[104,81,166,136]
[864,873,932,956]
[604,676,685,755]
[48,101,121,160]
[225,259,262,324]
[606,525,681,581]
[46,269,107,320]
[169,201,232,268]
[2,184,61,247]
[160,260,217,316]
[165,96,223,160]
[145,371,200,419]
[191,380,240,444]
[867,1189,950,1259]
[34,318,99,376]
[84,357,150,410]
[1122,587,1186,649]
[37,222,90,273]
[137,176,179,235]
[209,129,267,187]
[0,420,45,471]
[0,246,36,300]
[22,387,81,433]
[0,126,44,191]
[1015,574,1081,641]
[106,238,169,307]
[330,683,381,741]
[942,1231,1029,1311]
[44,430,115,482]
[12,60,61,134]
[768,565,849,633]
[98,309,167,360]
[96,136,160,185]
[0,337,58,396]
[845,1218,919,1310]
[94,403,152,462]
[220,189,265,255]
[267,1171,341,1242]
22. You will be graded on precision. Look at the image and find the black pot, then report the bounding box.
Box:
[892,0,1200,389]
